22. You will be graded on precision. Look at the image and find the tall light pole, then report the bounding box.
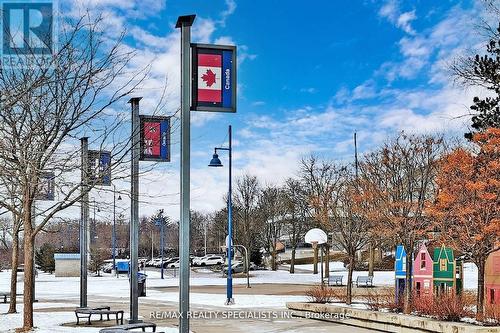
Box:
[176,15,195,333]
[208,125,234,305]
[113,185,122,276]
[129,96,142,323]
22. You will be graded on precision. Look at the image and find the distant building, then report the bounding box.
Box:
[485,249,500,306]
[413,244,433,296]
[54,253,80,277]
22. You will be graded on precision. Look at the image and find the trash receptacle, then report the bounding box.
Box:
[138,272,147,297]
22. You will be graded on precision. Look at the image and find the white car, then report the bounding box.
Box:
[153,258,163,267]
[198,255,224,266]
[193,254,217,266]
[167,260,180,268]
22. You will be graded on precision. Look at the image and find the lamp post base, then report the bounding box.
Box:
[225,298,235,305]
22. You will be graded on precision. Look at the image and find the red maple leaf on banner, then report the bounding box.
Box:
[201,69,216,87]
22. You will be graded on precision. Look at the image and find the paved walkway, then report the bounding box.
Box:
[41,297,374,333]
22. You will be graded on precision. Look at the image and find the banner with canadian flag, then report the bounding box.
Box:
[139,115,171,162]
[191,44,236,113]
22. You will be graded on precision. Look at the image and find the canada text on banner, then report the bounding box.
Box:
[140,115,170,162]
[191,44,236,113]
[88,150,111,186]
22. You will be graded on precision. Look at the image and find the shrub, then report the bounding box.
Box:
[305,286,337,303]
[329,287,349,303]
[305,285,356,304]
[485,303,500,325]
[413,292,474,322]
[364,289,403,312]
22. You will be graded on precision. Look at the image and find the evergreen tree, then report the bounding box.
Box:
[89,247,106,276]
[464,23,500,139]
[35,243,55,274]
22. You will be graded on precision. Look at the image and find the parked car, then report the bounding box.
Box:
[161,257,178,268]
[223,262,244,275]
[193,254,217,266]
[167,260,180,268]
[145,259,157,267]
[198,255,224,266]
[102,262,114,273]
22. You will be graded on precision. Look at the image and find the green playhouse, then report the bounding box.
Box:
[432,245,462,295]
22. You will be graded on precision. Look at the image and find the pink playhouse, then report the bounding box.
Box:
[413,243,433,296]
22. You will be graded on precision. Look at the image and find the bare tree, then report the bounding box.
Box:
[328,167,371,305]
[258,185,285,271]
[300,156,344,274]
[0,14,145,330]
[233,174,261,255]
[282,178,310,274]
[359,133,444,314]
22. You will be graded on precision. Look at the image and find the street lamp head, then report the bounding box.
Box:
[208,152,223,167]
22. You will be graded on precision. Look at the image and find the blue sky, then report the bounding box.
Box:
[61,0,487,219]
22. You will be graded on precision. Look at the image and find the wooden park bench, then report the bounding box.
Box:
[327,275,343,286]
[354,276,373,287]
[100,322,160,332]
[75,306,124,325]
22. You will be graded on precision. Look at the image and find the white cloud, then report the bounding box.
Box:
[396,10,417,35]
[378,0,417,35]
[219,0,237,27]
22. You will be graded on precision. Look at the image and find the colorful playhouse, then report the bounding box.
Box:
[432,245,462,295]
[395,245,408,301]
[485,250,500,306]
[413,244,433,296]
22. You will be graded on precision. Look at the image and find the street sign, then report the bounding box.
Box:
[139,115,170,162]
[88,150,112,186]
[36,172,55,201]
[191,43,236,113]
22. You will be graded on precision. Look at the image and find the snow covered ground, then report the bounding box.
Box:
[0,263,479,332]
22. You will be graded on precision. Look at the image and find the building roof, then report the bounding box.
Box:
[54,253,81,260]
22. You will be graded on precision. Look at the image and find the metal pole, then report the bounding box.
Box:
[320,245,324,286]
[31,202,36,303]
[80,137,89,308]
[234,245,250,288]
[160,217,164,279]
[176,14,195,333]
[204,220,207,256]
[129,97,142,323]
[113,185,117,277]
[226,125,234,304]
[151,230,154,260]
[92,198,96,245]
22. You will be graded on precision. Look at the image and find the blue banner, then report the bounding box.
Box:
[36,172,55,201]
[88,151,111,186]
